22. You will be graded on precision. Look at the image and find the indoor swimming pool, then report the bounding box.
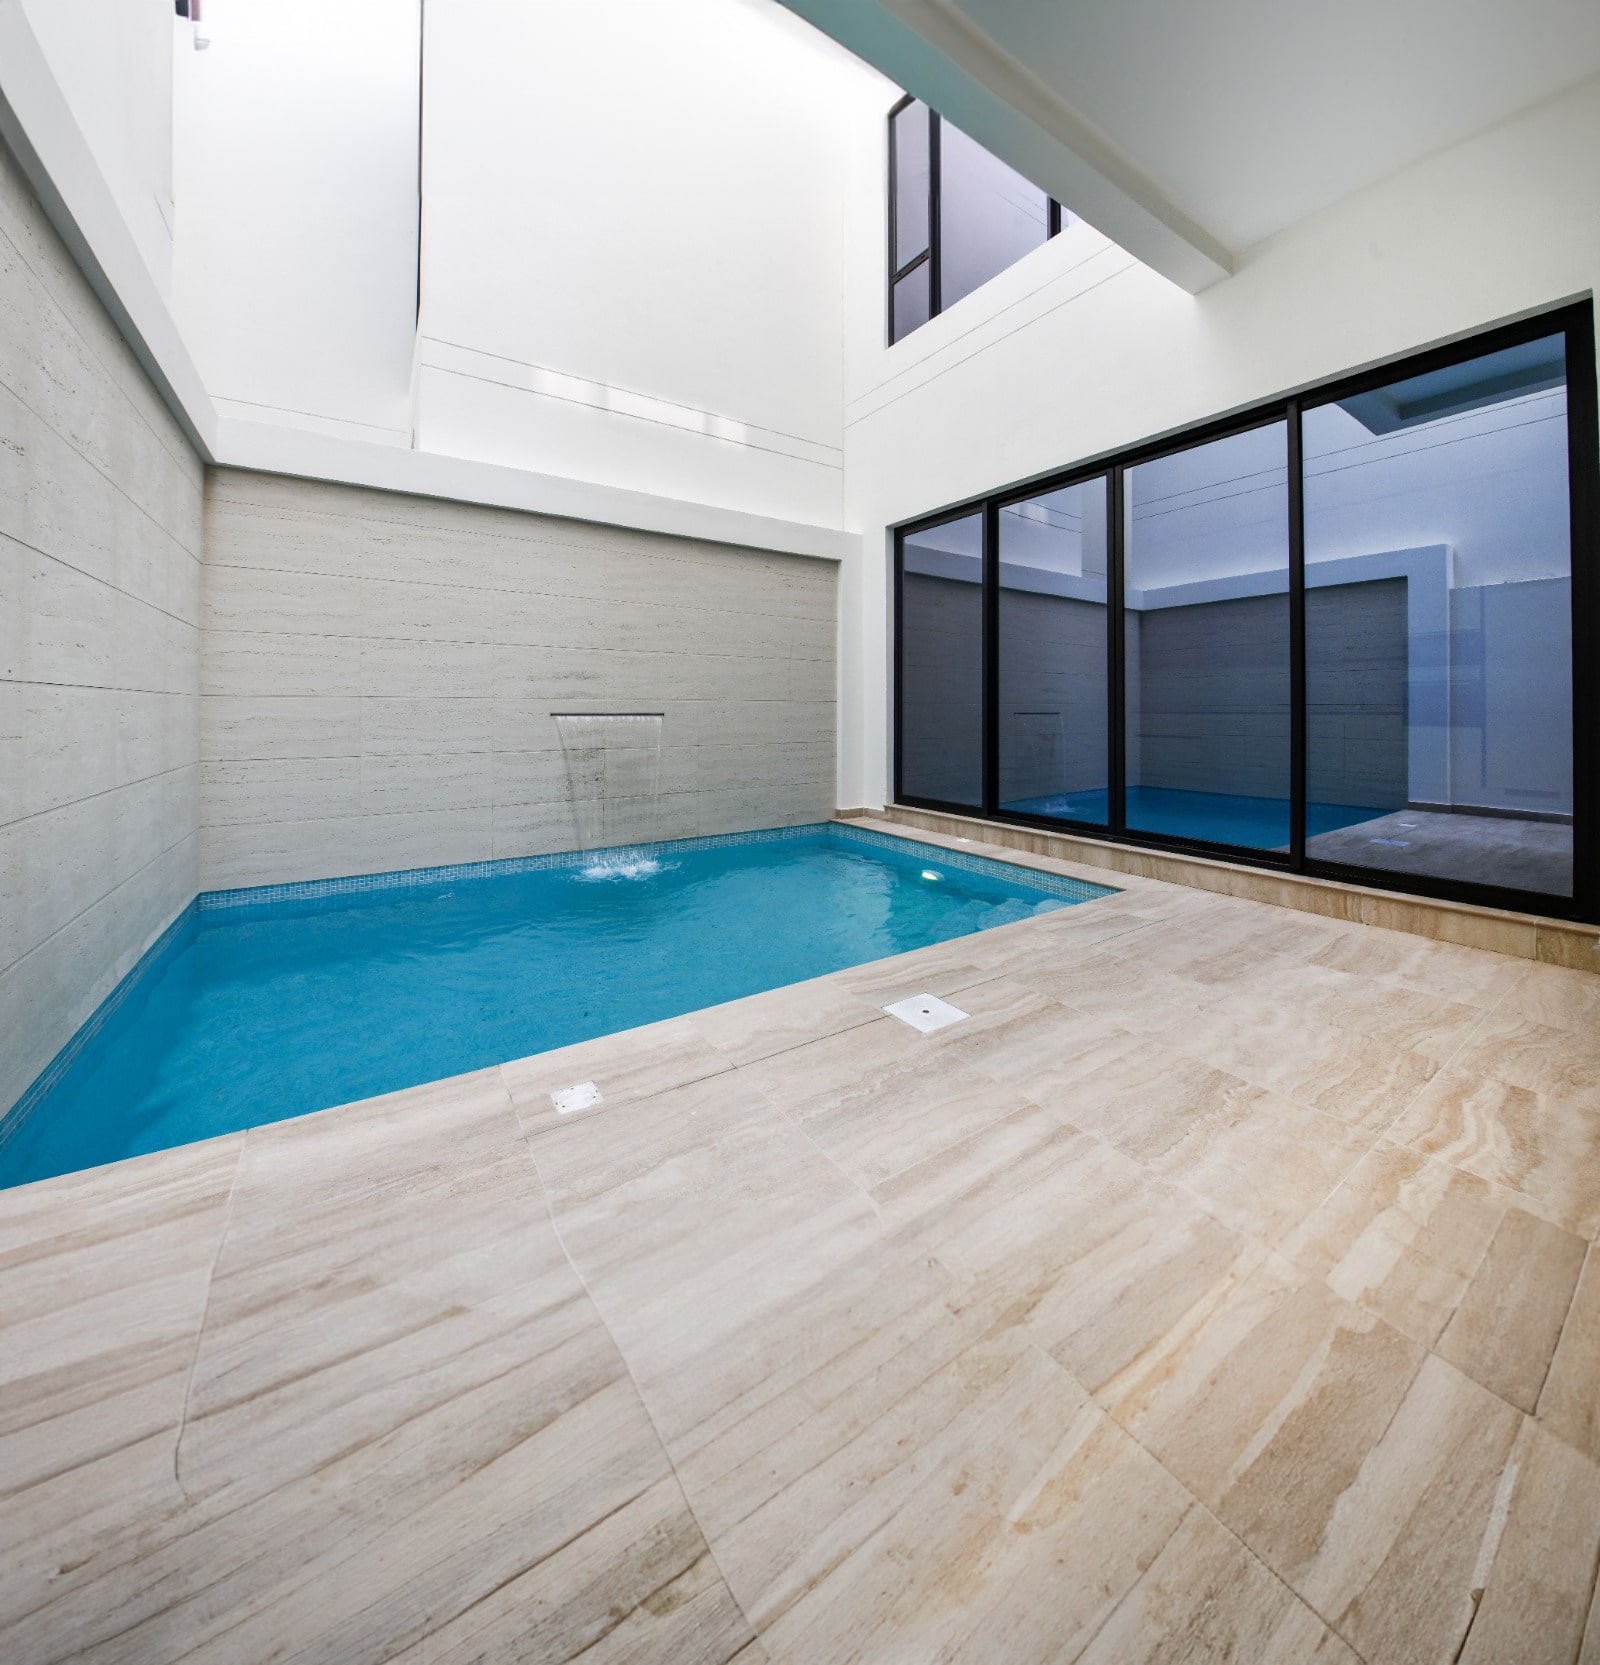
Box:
[999,786,1390,851]
[0,823,1109,1188]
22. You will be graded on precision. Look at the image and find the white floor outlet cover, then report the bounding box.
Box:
[552,1081,604,1115]
[883,993,969,1034]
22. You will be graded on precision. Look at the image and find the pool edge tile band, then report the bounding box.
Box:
[194,821,1116,912]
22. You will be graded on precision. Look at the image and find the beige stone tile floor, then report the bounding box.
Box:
[4,817,1600,1661]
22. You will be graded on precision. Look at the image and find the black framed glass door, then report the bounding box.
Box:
[892,302,1599,922]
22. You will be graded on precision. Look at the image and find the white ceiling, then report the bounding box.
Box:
[781,0,1600,289]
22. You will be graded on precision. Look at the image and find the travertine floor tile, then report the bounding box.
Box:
[1308,926,1530,1008]
[529,1070,883,1448]
[740,1017,1036,1189]
[1018,945,1227,1035]
[745,1346,1194,1665]
[957,900,1158,972]
[1099,1256,1526,1664]
[1435,1205,1586,1411]
[0,1137,241,1637]
[1392,1067,1600,1238]
[1457,1419,1600,1665]
[503,1012,732,1133]
[1213,957,1484,1062]
[1159,1002,1441,1129]
[1023,1038,1370,1242]
[1538,1245,1600,1463]
[1074,1506,1361,1664]
[1282,1140,1532,1347]
[689,976,880,1066]
[1,1071,755,1665]
[1448,1008,1600,1106]
[1501,960,1600,1036]
[824,940,990,1003]
[876,1109,1263,1396]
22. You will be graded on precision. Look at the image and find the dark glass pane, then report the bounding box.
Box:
[891,101,930,270]
[891,259,931,343]
[997,479,1109,824]
[1124,423,1292,850]
[938,120,1049,312]
[1303,333,1572,896]
[900,513,984,807]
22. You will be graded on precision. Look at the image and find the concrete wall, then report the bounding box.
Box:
[0,139,203,1113]
[200,470,837,889]
[1130,583,1408,806]
[997,590,1106,804]
[898,574,1409,812]
[898,570,982,805]
[1307,579,1409,809]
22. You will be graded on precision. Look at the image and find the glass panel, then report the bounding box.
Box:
[891,101,930,270]
[900,513,984,807]
[1303,333,1572,896]
[997,479,1109,824]
[891,259,931,343]
[1124,423,1292,850]
[938,120,1049,312]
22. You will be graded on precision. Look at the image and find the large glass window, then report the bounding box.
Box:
[893,307,1593,916]
[889,96,1060,344]
[1303,335,1574,896]
[898,514,984,808]
[997,480,1109,825]
[1124,424,1293,851]
[939,123,1052,314]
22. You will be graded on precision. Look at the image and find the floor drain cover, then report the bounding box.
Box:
[552,1081,604,1115]
[883,993,969,1034]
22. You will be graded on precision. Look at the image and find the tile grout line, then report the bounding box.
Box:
[0,218,202,486]
[0,760,198,836]
[1021,1339,1374,1664]
[1573,1449,1600,1665]
[505,1086,770,1660]
[171,1132,248,1502]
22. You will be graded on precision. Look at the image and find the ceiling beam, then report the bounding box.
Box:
[780,0,1234,293]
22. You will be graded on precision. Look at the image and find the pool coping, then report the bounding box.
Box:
[866,803,1600,971]
[0,821,1117,1164]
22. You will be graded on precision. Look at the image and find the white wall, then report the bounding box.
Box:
[417,0,888,525]
[18,0,176,294]
[838,71,1600,808]
[170,0,421,445]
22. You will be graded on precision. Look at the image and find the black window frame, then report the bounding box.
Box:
[888,93,1063,346]
[892,300,1600,924]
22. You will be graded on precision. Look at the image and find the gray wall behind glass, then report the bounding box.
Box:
[1131,582,1408,809]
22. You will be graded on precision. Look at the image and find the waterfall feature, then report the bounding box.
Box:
[553,712,665,878]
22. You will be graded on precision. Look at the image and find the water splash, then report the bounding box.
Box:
[553,713,665,879]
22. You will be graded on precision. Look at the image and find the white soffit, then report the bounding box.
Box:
[781,0,1600,291]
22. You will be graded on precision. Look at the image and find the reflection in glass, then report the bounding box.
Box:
[997,480,1108,824]
[891,261,931,344]
[1303,335,1572,896]
[1124,424,1296,850]
[938,122,1049,313]
[899,514,984,807]
[891,101,930,270]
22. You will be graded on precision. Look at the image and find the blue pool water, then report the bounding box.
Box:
[0,824,1107,1189]
[1000,787,1389,851]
